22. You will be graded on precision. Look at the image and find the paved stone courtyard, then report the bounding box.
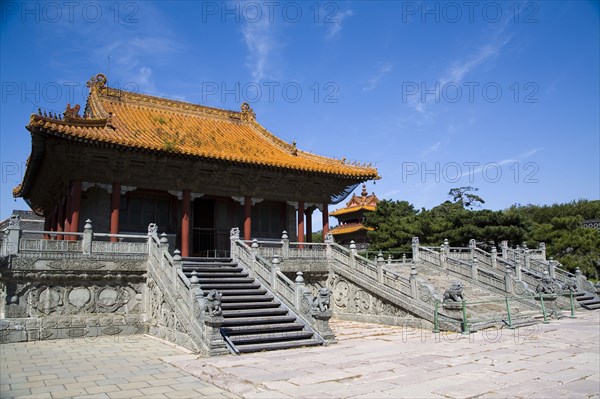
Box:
[2,311,599,398]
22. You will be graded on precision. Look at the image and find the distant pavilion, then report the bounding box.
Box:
[329,184,379,246]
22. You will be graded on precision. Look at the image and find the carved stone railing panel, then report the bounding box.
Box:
[19,239,82,252]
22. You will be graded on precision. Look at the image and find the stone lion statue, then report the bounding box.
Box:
[561,277,578,293]
[311,287,331,313]
[536,276,557,295]
[205,289,222,316]
[443,282,464,302]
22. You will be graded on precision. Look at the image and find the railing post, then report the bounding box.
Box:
[439,245,447,270]
[387,254,392,265]
[490,246,498,270]
[271,255,280,286]
[524,248,531,272]
[409,264,418,299]
[147,223,158,255]
[548,257,556,279]
[173,249,182,287]
[349,241,357,269]
[82,219,93,255]
[515,255,523,281]
[160,233,169,268]
[575,267,584,290]
[324,232,333,258]
[471,257,479,281]
[376,251,384,282]
[282,231,289,259]
[504,265,514,294]
[6,214,21,255]
[294,272,305,309]
[443,238,450,258]
[539,242,546,261]
[501,240,508,259]
[230,227,240,260]
[433,300,440,333]
[402,254,407,264]
[468,239,476,262]
[412,237,419,262]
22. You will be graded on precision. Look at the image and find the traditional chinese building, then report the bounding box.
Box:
[13,73,379,257]
[329,184,379,246]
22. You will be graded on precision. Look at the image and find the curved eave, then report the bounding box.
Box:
[28,119,380,180]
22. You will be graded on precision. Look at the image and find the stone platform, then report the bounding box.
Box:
[2,312,599,398]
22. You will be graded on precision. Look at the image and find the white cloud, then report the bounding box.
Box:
[363,63,393,92]
[241,14,279,81]
[325,9,354,39]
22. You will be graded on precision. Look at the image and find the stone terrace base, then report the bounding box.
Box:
[165,313,600,398]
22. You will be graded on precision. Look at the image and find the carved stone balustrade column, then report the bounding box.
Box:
[515,256,523,281]
[491,247,498,270]
[501,240,508,259]
[282,231,289,259]
[469,239,476,262]
[575,267,585,289]
[160,233,169,268]
[271,255,280,286]
[82,219,93,255]
[439,245,447,270]
[539,242,546,261]
[387,254,392,265]
[412,237,419,262]
[250,239,259,273]
[230,227,240,260]
[6,215,21,256]
[443,238,450,258]
[294,272,305,309]
[471,257,479,281]
[324,231,333,258]
[548,257,556,279]
[173,249,183,288]
[349,241,357,269]
[376,251,384,282]
[524,248,531,272]
[409,264,418,299]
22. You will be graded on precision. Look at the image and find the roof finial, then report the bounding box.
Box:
[291,141,297,156]
[87,73,107,89]
[240,102,256,122]
[361,183,368,197]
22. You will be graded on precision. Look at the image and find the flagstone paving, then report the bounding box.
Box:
[1,311,599,398]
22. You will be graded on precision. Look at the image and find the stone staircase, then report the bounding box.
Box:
[389,262,540,329]
[182,257,322,354]
[574,291,600,310]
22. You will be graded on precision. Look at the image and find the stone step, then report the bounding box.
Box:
[184,272,249,278]
[220,301,281,310]
[183,266,243,273]
[195,277,256,284]
[235,338,322,354]
[210,288,268,296]
[222,308,289,318]
[221,323,306,336]
[200,283,262,290]
[220,294,274,302]
[583,303,600,310]
[230,331,315,345]
[221,315,297,327]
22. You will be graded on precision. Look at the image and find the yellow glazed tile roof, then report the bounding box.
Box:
[330,205,377,216]
[27,73,380,179]
[329,223,373,235]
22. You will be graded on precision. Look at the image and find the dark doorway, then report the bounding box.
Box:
[192,198,215,256]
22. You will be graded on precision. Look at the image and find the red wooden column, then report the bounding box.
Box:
[181,190,191,257]
[322,202,329,242]
[56,197,65,240]
[244,196,252,241]
[305,207,313,243]
[297,201,305,244]
[110,183,121,242]
[69,181,82,240]
[64,185,73,236]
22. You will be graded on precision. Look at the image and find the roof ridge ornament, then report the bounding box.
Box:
[87,73,107,89]
[240,102,256,122]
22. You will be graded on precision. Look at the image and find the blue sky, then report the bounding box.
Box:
[1,0,599,220]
